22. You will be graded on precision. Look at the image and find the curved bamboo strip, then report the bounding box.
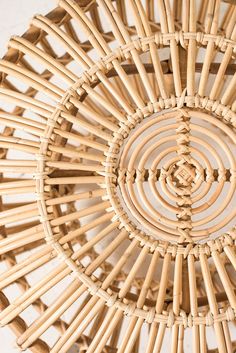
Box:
[0,1,235,352]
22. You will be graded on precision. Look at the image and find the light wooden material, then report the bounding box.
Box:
[0,1,236,352]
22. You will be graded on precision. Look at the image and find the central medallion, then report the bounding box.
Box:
[172,161,196,187]
[104,108,236,244]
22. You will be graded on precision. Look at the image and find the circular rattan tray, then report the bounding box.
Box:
[0,1,236,352]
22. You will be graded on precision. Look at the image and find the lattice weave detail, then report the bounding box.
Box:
[0,1,235,353]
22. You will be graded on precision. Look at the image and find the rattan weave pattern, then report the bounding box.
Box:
[0,0,236,352]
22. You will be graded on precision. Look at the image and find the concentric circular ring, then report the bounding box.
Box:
[105,109,236,244]
[1,0,236,352]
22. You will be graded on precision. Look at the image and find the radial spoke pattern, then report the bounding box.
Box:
[0,1,236,353]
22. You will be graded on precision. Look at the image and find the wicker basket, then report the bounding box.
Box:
[0,0,236,352]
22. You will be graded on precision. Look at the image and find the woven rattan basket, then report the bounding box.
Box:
[0,0,236,352]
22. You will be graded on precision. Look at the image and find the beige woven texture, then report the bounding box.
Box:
[0,0,236,352]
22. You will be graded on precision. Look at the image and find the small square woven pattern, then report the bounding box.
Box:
[0,0,236,352]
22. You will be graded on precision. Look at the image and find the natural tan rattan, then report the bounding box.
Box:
[0,0,236,352]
